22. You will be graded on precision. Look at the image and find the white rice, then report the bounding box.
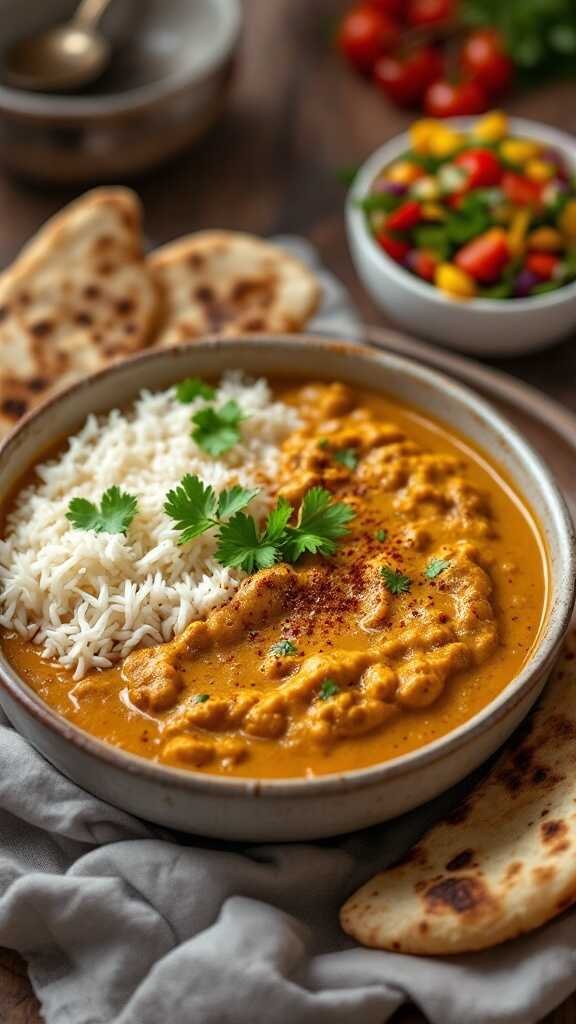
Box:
[0,372,301,679]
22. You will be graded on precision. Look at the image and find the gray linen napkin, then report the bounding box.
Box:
[1,240,574,1024]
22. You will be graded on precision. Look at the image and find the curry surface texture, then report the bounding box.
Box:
[2,380,548,779]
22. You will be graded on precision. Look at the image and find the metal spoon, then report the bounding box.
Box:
[4,0,114,93]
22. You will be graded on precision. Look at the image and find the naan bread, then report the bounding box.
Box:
[148,231,321,346]
[341,634,576,955]
[0,187,157,436]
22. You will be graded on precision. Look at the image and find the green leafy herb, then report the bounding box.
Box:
[381,565,412,596]
[425,557,451,580]
[413,225,450,261]
[462,0,576,77]
[66,486,138,536]
[175,377,216,403]
[375,529,388,543]
[336,165,360,187]
[165,475,354,574]
[270,639,298,658]
[318,679,340,701]
[191,400,246,456]
[333,447,359,470]
[192,693,210,704]
[358,192,399,215]
[164,475,258,546]
[281,487,355,562]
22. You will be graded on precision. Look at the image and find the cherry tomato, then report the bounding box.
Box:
[526,252,559,281]
[376,232,410,262]
[407,249,438,282]
[367,0,404,16]
[386,201,423,231]
[373,46,443,107]
[502,172,542,207]
[455,148,503,189]
[455,228,509,283]
[424,79,488,118]
[460,29,514,97]
[407,0,457,27]
[338,6,400,74]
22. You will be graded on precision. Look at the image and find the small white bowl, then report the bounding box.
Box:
[347,117,576,357]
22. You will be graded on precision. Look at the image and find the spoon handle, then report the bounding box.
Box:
[74,0,114,29]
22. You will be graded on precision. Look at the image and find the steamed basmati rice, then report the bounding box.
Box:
[0,372,301,679]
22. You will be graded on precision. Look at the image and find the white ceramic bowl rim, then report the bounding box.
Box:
[348,116,576,312]
[0,0,241,117]
[0,335,573,799]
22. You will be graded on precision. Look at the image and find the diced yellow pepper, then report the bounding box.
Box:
[507,208,531,257]
[435,264,477,299]
[421,202,446,221]
[386,161,423,186]
[428,128,466,159]
[409,119,442,155]
[500,137,542,165]
[527,227,563,251]
[472,110,508,143]
[559,199,576,238]
[525,159,555,183]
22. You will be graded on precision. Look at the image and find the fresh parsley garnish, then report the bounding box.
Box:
[175,377,216,403]
[270,639,298,658]
[191,400,246,456]
[66,486,138,536]
[381,565,412,596]
[164,476,259,546]
[425,557,451,580]
[375,529,388,543]
[280,487,355,562]
[192,693,209,704]
[319,679,340,700]
[164,476,354,574]
[333,448,359,470]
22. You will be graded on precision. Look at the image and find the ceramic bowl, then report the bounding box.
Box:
[0,336,573,841]
[347,117,576,357]
[0,0,241,183]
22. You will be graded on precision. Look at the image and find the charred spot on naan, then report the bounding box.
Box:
[423,876,497,919]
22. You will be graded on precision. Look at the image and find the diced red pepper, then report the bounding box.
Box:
[386,201,423,231]
[502,172,542,207]
[455,148,503,189]
[526,251,559,281]
[408,248,438,281]
[377,232,410,262]
[455,227,509,283]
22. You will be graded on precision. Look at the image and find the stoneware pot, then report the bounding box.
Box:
[347,117,576,357]
[0,0,241,183]
[0,336,573,841]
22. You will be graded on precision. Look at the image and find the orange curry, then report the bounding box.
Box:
[1,380,548,778]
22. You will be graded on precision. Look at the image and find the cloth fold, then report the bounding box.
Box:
[0,240,573,1024]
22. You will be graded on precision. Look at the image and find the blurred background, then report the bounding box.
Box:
[0,0,574,387]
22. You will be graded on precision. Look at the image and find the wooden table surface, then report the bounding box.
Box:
[1,1,575,1021]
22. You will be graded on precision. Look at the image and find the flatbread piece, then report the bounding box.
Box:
[0,187,157,436]
[341,633,576,955]
[148,231,321,346]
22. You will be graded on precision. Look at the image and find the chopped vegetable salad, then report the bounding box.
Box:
[362,111,576,300]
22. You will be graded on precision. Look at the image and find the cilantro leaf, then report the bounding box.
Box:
[270,639,298,657]
[333,448,359,470]
[215,512,279,573]
[381,565,412,596]
[175,377,215,403]
[216,485,260,520]
[66,486,138,536]
[375,529,388,543]
[425,557,451,579]
[318,679,340,700]
[191,400,246,456]
[262,498,293,544]
[192,693,210,704]
[164,474,218,545]
[281,487,355,561]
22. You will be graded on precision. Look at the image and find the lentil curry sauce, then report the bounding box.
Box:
[2,380,548,779]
